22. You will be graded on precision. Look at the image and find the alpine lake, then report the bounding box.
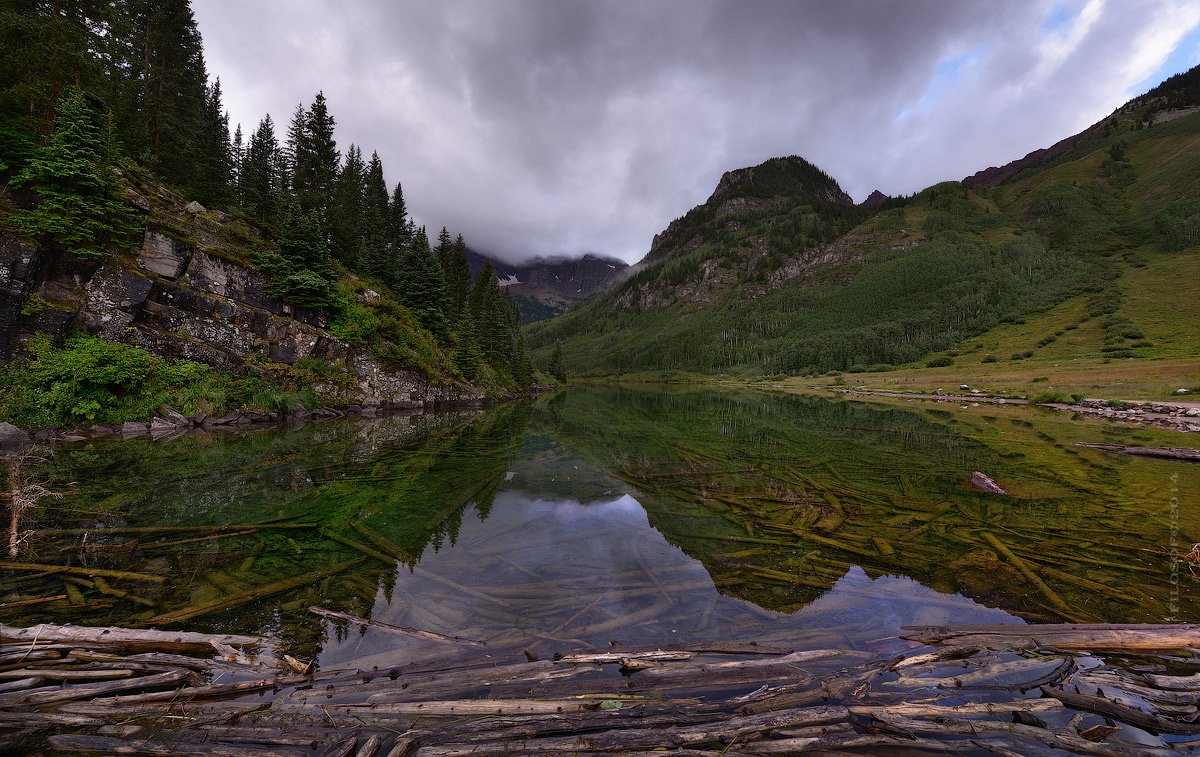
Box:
[3,385,1198,671]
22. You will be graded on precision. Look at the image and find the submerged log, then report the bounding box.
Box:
[148,559,364,625]
[308,607,486,647]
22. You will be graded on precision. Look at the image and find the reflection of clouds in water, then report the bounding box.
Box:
[317,489,1020,670]
[801,566,1018,630]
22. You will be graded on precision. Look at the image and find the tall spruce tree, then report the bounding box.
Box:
[549,341,566,382]
[396,227,450,338]
[15,88,138,258]
[446,233,471,326]
[230,122,244,206]
[191,77,232,206]
[385,181,412,249]
[242,115,280,222]
[329,143,364,264]
[289,92,338,218]
[453,310,484,380]
[360,150,390,279]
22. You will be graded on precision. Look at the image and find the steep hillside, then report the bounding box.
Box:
[0,170,537,429]
[528,72,1200,383]
[465,250,628,323]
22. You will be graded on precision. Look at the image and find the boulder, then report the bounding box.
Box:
[159,404,191,427]
[0,421,30,449]
[184,200,207,214]
[970,471,1007,495]
[121,421,149,437]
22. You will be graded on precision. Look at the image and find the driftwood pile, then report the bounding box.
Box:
[2,622,1200,755]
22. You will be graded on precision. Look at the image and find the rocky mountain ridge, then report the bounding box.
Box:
[466,249,628,323]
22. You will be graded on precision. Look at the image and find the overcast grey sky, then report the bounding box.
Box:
[193,0,1200,264]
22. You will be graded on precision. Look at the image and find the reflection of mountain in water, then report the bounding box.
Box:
[528,387,1186,624]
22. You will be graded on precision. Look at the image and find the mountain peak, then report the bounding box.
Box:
[861,189,889,206]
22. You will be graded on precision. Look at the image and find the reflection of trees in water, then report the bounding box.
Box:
[3,402,534,659]
[529,387,1186,624]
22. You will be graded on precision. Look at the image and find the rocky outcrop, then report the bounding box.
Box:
[860,190,889,206]
[0,225,483,411]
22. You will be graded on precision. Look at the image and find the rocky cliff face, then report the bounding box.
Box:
[0,217,483,411]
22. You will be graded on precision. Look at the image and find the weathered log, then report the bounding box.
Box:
[89,678,276,706]
[1145,672,1200,690]
[0,624,270,652]
[1073,443,1200,462]
[355,735,384,757]
[553,641,794,659]
[0,668,189,706]
[317,735,358,757]
[872,711,1156,757]
[0,667,134,680]
[309,606,486,647]
[406,704,850,753]
[901,623,1200,651]
[0,675,42,693]
[382,738,417,757]
[46,733,308,756]
[1043,685,1200,735]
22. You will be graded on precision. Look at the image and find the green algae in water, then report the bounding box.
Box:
[2,387,1196,669]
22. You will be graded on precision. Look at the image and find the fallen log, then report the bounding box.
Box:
[1073,443,1200,462]
[47,733,307,756]
[0,669,189,706]
[901,622,1200,651]
[1043,685,1200,735]
[0,624,270,652]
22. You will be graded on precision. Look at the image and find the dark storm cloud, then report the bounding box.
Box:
[193,0,1200,263]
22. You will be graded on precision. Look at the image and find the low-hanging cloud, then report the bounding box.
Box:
[194,0,1200,264]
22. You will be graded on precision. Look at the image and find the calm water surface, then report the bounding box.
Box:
[4,386,1196,670]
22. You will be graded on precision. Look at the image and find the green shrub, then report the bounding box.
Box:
[981,354,998,363]
[1010,352,1025,360]
[925,355,954,368]
[1028,391,1070,404]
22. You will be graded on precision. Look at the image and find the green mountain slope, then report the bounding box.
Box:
[528,70,1200,380]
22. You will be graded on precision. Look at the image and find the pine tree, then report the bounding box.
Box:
[385,181,412,249]
[15,88,138,258]
[549,341,566,382]
[363,151,389,224]
[230,122,244,206]
[453,311,485,380]
[396,228,450,338]
[434,226,452,263]
[446,233,471,326]
[510,325,533,387]
[290,91,338,217]
[329,144,364,264]
[242,115,280,222]
[191,77,232,206]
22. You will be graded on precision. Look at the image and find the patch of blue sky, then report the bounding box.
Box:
[894,47,988,125]
[1132,23,1200,95]
[1039,0,1080,37]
